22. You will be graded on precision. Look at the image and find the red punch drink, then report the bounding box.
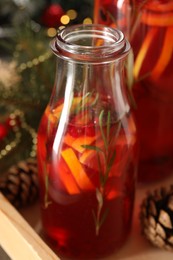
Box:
[37,95,137,258]
[94,0,173,182]
[37,25,137,259]
[131,1,173,182]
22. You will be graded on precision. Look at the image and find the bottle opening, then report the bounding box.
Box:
[51,24,130,63]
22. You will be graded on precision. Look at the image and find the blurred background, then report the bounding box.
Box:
[0,0,93,29]
[0,0,93,172]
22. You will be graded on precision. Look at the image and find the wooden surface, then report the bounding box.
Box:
[0,193,59,260]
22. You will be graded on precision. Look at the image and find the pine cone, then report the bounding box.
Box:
[140,185,173,251]
[0,158,39,208]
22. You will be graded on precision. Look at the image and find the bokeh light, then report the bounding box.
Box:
[67,9,77,20]
[60,15,70,25]
[83,18,92,24]
[47,27,57,37]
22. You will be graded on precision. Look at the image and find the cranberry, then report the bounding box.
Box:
[68,125,84,138]
[85,124,96,136]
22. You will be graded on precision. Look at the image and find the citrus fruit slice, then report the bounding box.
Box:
[61,148,95,190]
[55,158,81,195]
[133,27,158,79]
[151,26,173,80]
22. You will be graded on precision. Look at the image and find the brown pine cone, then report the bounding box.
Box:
[0,158,39,208]
[140,185,173,251]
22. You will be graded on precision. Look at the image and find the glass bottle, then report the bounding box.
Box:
[94,0,173,183]
[130,0,173,182]
[37,24,138,259]
[94,0,131,37]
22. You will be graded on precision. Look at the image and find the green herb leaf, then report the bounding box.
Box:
[90,92,99,107]
[75,91,91,113]
[109,120,121,145]
[99,110,107,152]
[103,150,116,185]
[99,208,109,229]
[97,152,104,185]
[81,144,103,153]
[106,110,111,142]
[82,109,118,236]
[96,188,103,209]
[108,150,116,173]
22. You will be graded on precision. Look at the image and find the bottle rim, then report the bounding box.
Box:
[51,24,130,63]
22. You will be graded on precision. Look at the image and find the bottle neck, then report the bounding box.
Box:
[51,24,130,64]
[50,24,131,119]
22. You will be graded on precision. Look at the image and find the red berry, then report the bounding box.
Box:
[68,125,84,138]
[85,124,95,137]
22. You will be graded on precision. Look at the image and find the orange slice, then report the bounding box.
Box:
[64,133,76,147]
[79,138,105,172]
[93,0,100,23]
[133,27,158,79]
[53,96,82,116]
[95,38,104,47]
[146,2,173,12]
[52,103,63,118]
[46,97,82,125]
[71,135,98,153]
[61,148,95,190]
[151,26,173,80]
[141,12,173,27]
[44,105,58,125]
[55,158,81,194]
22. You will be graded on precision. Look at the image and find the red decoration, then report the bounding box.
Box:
[0,113,21,141]
[6,116,21,129]
[41,4,65,28]
[0,124,8,140]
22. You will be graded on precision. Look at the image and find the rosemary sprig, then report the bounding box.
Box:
[95,110,117,235]
[103,150,116,186]
[74,91,99,115]
[92,189,109,236]
[82,109,118,236]
[106,111,111,144]
[43,164,52,209]
[74,92,91,114]
[99,110,108,154]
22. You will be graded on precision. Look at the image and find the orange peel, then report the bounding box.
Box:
[61,148,95,190]
[64,133,76,147]
[71,135,98,153]
[56,159,81,194]
[133,27,158,79]
[146,2,173,12]
[52,96,82,116]
[79,138,105,171]
[151,26,173,80]
[141,12,173,27]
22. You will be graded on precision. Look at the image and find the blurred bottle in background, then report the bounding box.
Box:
[94,0,173,183]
